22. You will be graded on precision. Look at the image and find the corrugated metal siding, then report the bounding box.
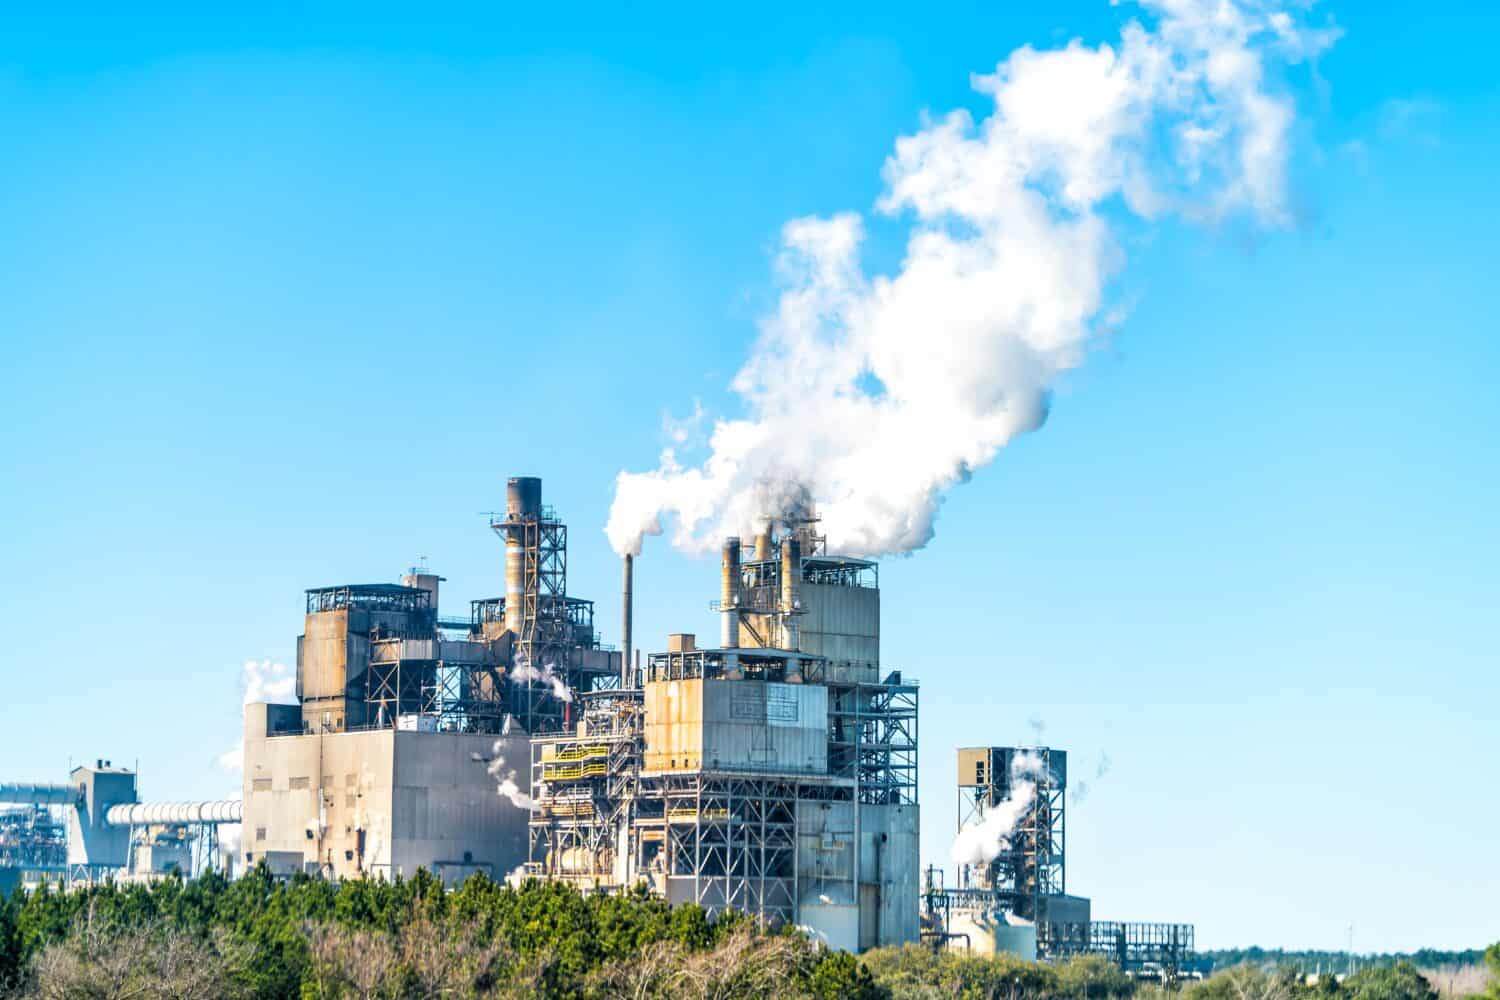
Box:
[643,679,827,775]
[799,584,880,666]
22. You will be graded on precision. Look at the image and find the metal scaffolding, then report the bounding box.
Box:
[957,745,1066,921]
[1041,922,1196,979]
[365,638,507,733]
[527,653,917,928]
[491,500,614,733]
[828,674,918,805]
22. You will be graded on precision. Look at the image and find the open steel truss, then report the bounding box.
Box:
[957,746,1065,921]
[365,640,507,733]
[1041,921,1195,979]
[828,676,918,805]
[648,773,801,924]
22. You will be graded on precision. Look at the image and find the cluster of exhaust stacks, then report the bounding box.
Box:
[1,475,1192,974]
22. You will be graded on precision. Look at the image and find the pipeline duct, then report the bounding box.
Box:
[105,801,243,826]
[0,782,80,806]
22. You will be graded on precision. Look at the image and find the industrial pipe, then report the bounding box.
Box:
[753,528,772,563]
[720,538,740,649]
[622,554,634,686]
[780,536,801,651]
[104,801,242,826]
[503,477,542,636]
[0,782,80,806]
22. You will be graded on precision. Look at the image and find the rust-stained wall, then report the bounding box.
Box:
[643,678,827,775]
[242,707,530,885]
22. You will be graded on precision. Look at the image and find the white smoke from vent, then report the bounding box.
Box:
[216,659,296,772]
[218,824,242,875]
[487,743,538,811]
[607,0,1335,559]
[510,660,572,703]
[951,751,1048,867]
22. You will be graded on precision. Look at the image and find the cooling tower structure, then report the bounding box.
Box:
[527,519,921,952]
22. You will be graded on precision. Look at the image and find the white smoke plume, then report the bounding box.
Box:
[487,742,538,811]
[216,659,296,772]
[218,824,242,875]
[607,0,1335,559]
[951,750,1049,867]
[510,659,573,703]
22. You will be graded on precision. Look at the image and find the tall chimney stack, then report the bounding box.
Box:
[753,527,772,563]
[720,538,741,648]
[503,477,542,637]
[621,553,634,687]
[780,536,801,651]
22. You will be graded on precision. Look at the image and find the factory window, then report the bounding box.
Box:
[345,794,356,807]
[345,773,358,788]
[289,776,310,790]
[322,775,334,788]
[252,778,272,792]
[255,828,266,842]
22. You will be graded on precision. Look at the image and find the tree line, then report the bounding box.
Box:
[0,866,1495,999]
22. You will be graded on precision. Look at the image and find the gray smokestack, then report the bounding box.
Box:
[503,477,541,637]
[622,553,634,687]
[720,538,740,648]
[780,536,801,651]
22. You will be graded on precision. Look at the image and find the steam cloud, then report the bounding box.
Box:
[951,750,1049,867]
[488,743,538,811]
[510,660,573,703]
[216,659,296,772]
[607,0,1335,559]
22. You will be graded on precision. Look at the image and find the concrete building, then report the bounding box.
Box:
[924,745,1195,978]
[241,476,619,884]
[242,703,529,882]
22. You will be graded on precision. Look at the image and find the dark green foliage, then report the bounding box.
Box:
[1343,961,1439,1000]
[0,890,19,991]
[810,948,883,999]
[6,872,1489,1000]
[2,865,880,999]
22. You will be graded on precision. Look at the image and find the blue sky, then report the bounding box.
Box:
[1,1,1496,953]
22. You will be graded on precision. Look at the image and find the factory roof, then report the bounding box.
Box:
[306,583,425,596]
[305,583,432,614]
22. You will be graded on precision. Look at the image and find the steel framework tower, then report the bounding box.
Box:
[956,745,1066,922]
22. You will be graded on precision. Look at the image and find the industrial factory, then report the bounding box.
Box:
[1,474,1191,969]
[920,746,1195,977]
[0,763,239,895]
